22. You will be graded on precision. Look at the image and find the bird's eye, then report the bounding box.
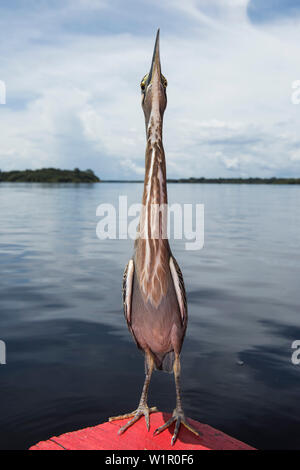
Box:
[140,74,148,92]
[162,75,168,88]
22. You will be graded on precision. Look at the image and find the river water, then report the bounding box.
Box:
[0,182,300,449]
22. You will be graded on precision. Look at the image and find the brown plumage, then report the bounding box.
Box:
[109,29,200,446]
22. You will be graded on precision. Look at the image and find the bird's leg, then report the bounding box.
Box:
[153,354,201,445]
[109,352,158,434]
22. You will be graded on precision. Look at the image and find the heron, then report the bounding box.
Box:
[109,30,200,446]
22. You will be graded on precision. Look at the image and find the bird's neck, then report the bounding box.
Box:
[140,113,168,238]
[144,113,167,204]
[135,112,170,308]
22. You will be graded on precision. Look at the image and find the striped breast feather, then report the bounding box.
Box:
[169,256,188,326]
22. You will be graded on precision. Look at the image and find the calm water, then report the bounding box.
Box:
[0,182,300,450]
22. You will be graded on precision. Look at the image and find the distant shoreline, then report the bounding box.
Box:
[0,168,100,183]
[0,169,300,184]
[103,177,300,185]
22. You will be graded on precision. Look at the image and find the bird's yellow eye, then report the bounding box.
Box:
[140,74,148,92]
[140,73,168,91]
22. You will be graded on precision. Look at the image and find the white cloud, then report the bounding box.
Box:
[0,0,300,178]
[222,156,240,169]
[120,159,145,176]
[290,150,300,162]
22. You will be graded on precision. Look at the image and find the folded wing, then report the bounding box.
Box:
[169,256,188,327]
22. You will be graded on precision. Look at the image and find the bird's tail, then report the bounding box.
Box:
[145,350,175,374]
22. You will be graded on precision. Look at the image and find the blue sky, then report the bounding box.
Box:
[0,0,300,179]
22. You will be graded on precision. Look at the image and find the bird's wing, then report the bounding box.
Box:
[123,259,135,326]
[169,256,188,326]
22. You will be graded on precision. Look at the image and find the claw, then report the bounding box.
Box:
[171,416,181,446]
[118,413,142,435]
[153,417,174,436]
[153,409,201,445]
[109,406,158,434]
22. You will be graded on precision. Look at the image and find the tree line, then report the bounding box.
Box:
[0,168,101,183]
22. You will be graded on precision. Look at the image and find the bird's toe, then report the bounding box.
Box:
[153,416,176,436]
[153,408,201,445]
[110,405,158,435]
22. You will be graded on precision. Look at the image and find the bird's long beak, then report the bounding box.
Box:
[147,29,162,90]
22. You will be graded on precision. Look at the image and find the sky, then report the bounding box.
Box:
[0,0,300,179]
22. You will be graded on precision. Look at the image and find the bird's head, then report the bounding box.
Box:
[141,29,168,128]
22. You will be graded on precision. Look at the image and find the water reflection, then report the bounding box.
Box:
[0,183,300,449]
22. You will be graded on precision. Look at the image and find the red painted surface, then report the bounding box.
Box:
[29,412,255,451]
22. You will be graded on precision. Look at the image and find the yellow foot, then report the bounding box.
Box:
[153,408,201,446]
[109,405,158,434]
